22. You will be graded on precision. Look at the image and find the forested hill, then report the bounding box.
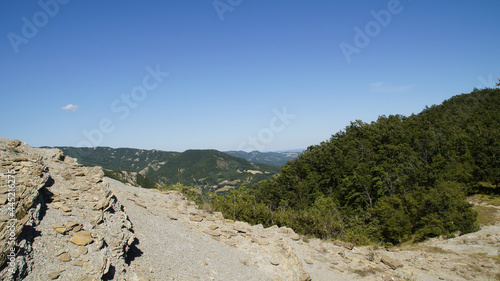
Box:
[55,147,280,191]
[224,150,302,166]
[55,147,179,171]
[212,88,500,245]
[145,149,280,189]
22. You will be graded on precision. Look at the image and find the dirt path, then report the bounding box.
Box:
[106,178,271,281]
[107,177,500,281]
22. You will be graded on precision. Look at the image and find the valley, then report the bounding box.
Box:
[54,147,297,193]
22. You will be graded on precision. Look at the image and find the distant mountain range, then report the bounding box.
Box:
[224,150,302,166]
[53,147,294,193]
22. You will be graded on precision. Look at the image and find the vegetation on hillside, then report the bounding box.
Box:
[158,183,205,206]
[58,147,178,171]
[58,147,280,191]
[103,169,158,189]
[210,88,500,245]
[224,150,301,166]
[145,149,280,191]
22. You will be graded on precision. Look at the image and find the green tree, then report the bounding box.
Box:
[208,89,498,245]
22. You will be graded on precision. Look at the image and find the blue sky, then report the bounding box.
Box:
[1,0,499,152]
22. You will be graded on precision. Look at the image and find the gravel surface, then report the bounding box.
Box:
[106,178,271,281]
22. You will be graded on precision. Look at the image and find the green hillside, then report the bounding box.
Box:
[56,147,280,192]
[211,88,500,245]
[57,147,179,171]
[103,169,158,189]
[224,150,302,166]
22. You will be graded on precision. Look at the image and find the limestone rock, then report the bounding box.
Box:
[78,246,88,255]
[277,227,293,234]
[92,192,113,211]
[0,139,50,271]
[167,214,178,220]
[71,231,94,246]
[0,139,138,281]
[58,253,72,262]
[234,223,250,233]
[333,240,354,250]
[135,201,147,208]
[203,229,221,237]
[91,212,104,226]
[190,215,203,222]
[48,272,61,279]
[66,221,80,230]
[53,225,68,235]
[53,201,72,212]
[93,238,105,251]
[381,256,403,270]
[53,221,83,235]
[268,241,311,281]
[97,255,111,276]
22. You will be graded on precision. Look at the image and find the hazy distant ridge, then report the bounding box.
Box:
[224,150,302,166]
[54,147,281,192]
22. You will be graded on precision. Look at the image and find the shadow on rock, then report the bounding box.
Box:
[125,237,143,265]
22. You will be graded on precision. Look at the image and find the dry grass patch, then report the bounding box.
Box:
[353,267,376,277]
[474,205,499,226]
[395,272,418,281]
[489,254,500,264]
[403,245,454,254]
[424,246,453,254]
[469,194,500,207]
[468,252,500,265]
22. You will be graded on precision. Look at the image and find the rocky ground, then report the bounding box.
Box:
[0,138,499,280]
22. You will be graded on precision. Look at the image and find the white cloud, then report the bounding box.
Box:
[369,82,415,94]
[61,104,79,112]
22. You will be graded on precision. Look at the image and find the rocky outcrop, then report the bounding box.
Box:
[0,139,135,280]
[0,139,50,274]
[106,170,140,186]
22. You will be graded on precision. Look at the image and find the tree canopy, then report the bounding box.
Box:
[211,89,499,245]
